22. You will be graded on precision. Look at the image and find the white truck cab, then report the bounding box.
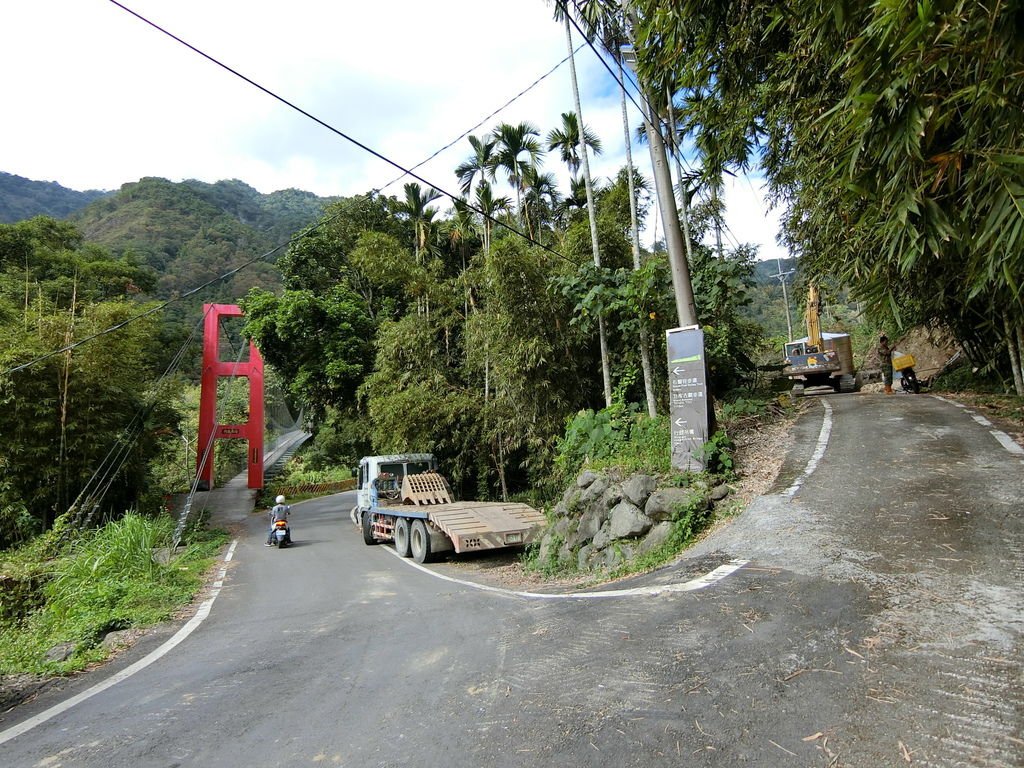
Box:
[355,453,437,516]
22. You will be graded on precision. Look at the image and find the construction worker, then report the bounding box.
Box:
[878,335,895,394]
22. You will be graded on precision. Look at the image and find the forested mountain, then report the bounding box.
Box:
[1,172,338,303]
[0,172,109,224]
[70,177,337,301]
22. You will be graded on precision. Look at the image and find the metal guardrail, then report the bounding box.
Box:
[269,479,356,497]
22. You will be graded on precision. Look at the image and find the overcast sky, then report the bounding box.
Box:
[0,0,787,260]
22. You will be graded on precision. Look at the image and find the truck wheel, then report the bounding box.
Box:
[394,518,412,557]
[361,511,378,546]
[411,520,433,564]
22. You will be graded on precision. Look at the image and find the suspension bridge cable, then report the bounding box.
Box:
[67,305,213,529]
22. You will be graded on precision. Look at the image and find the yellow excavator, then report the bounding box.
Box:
[782,285,857,396]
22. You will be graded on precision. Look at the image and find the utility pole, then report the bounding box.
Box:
[621,47,697,328]
[620,35,709,471]
[772,257,795,340]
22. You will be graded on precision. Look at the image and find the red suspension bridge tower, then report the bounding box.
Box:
[197,303,264,490]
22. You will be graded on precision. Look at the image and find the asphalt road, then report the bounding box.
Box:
[1,393,1021,767]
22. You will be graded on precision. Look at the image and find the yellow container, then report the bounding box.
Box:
[892,353,915,371]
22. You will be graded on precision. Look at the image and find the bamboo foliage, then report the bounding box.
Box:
[630,0,1024,379]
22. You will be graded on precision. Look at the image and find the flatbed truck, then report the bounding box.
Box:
[349,454,546,564]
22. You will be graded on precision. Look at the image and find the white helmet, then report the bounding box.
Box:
[275,495,286,504]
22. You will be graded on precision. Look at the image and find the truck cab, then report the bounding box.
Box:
[355,453,437,514]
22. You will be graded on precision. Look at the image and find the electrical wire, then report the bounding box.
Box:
[564,4,771,261]
[0,203,354,378]
[3,242,279,377]
[108,0,575,267]
[5,5,591,379]
[374,42,585,195]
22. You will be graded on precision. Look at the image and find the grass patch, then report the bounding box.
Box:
[939,391,1024,429]
[0,514,228,675]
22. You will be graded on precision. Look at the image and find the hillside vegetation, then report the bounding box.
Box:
[0,1,1021,678]
[0,172,108,224]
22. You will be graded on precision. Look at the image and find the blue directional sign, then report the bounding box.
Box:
[666,326,709,470]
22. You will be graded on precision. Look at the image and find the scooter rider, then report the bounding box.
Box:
[265,495,291,546]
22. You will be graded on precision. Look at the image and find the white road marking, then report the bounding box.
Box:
[784,399,833,497]
[385,547,748,599]
[0,539,238,746]
[932,395,1024,460]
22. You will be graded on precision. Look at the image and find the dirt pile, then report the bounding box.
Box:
[862,325,961,383]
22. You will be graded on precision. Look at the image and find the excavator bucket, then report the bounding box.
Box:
[401,472,452,505]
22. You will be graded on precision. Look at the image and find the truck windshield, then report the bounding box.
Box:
[405,461,431,475]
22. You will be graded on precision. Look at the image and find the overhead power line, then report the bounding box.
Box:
[5,4,592,378]
[108,0,574,266]
[375,42,585,195]
[1,219,314,377]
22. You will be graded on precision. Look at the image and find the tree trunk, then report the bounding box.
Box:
[58,277,78,515]
[496,433,509,502]
[1017,322,1024,396]
[564,15,613,407]
[620,57,657,417]
[1007,312,1024,395]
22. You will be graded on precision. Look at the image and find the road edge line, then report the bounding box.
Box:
[783,399,833,497]
[384,547,749,600]
[0,539,238,747]
[931,395,1024,460]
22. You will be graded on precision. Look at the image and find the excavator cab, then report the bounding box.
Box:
[782,285,857,396]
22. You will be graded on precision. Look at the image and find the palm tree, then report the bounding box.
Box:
[546,111,603,177]
[473,180,511,268]
[491,122,543,230]
[472,180,511,407]
[562,175,590,210]
[400,182,441,267]
[552,2,612,407]
[618,58,658,416]
[522,166,561,238]
[455,135,497,196]
[400,182,441,317]
[558,1,677,416]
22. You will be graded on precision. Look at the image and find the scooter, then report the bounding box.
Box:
[898,366,921,394]
[271,519,291,548]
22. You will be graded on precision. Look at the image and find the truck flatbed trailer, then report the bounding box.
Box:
[351,455,546,563]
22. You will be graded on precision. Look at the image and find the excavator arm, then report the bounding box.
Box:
[805,285,823,351]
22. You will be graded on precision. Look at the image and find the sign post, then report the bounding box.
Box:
[667,325,709,471]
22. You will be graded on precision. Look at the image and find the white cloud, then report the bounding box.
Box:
[0,0,786,259]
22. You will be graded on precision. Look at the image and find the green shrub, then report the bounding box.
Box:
[0,513,227,675]
[612,492,713,578]
[554,404,670,484]
[693,430,736,477]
